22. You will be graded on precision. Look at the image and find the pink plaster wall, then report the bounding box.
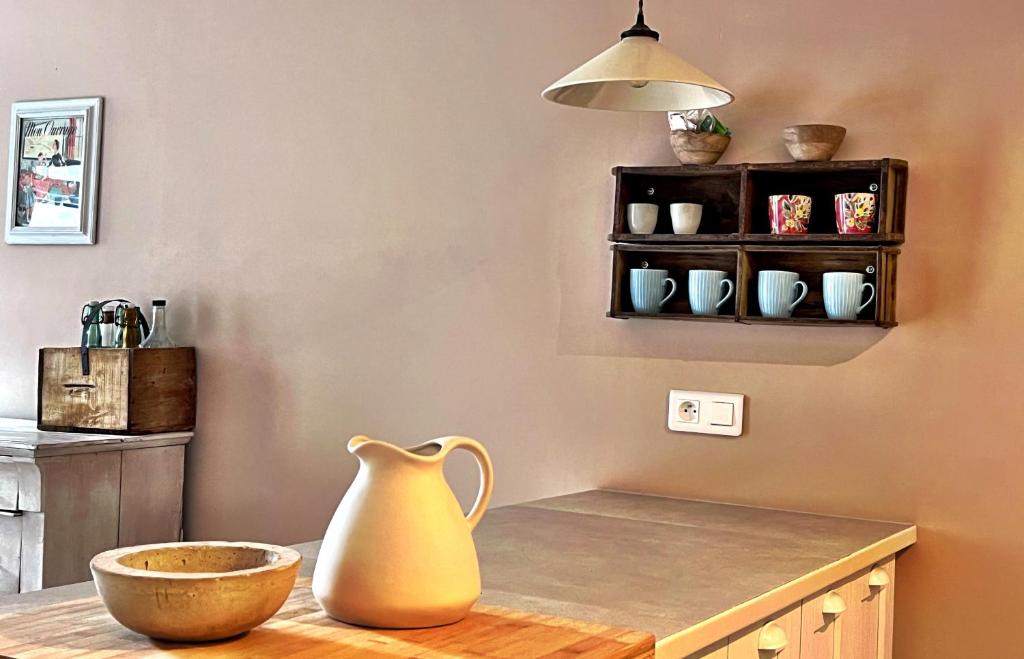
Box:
[0,2,1021,656]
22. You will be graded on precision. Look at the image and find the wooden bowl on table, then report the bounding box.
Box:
[91,541,301,642]
[670,131,731,165]
[782,124,846,161]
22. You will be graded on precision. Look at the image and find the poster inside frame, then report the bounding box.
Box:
[4,97,103,245]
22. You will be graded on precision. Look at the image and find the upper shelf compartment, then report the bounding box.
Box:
[610,166,742,242]
[609,159,908,245]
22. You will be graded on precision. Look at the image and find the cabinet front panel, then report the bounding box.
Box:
[0,514,22,594]
[801,588,839,659]
[37,452,121,587]
[876,558,896,659]
[118,446,184,546]
[839,568,881,659]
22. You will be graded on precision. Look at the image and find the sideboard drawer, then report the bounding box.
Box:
[0,462,16,510]
[0,461,40,512]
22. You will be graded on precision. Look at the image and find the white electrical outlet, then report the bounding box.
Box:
[667,390,744,437]
[677,399,699,423]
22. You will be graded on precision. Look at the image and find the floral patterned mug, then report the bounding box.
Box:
[834,193,877,233]
[768,195,812,234]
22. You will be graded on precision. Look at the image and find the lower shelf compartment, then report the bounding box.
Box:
[609,244,899,328]
[609,313,896,327]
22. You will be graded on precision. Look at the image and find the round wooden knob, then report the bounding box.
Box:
[758,622,788,652]
[869,567,891,589]
[822,590,847,616]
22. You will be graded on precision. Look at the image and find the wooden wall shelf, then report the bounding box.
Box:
[608,159,907,328]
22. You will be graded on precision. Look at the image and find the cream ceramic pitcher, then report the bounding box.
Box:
[312,435,494,628]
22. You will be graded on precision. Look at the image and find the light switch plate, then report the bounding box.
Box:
[668,390,744,437]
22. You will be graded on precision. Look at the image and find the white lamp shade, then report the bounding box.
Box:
[542,36,733,112]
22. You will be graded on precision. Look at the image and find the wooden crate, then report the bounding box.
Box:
[37,348,196,434]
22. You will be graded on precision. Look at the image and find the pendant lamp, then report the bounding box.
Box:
[542,0,733,111]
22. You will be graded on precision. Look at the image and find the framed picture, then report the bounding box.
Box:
[4,97,103,245]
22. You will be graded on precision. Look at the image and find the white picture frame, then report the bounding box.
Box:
[4,97,103,245]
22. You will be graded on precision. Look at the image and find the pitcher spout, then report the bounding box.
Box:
[347,435,374,454]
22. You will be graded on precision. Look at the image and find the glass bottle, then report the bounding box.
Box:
[141,299,176,348]
[100,306,116,347]
[82,300,102,348]
[115,304,143,349]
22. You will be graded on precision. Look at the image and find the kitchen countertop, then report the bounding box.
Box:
[473,490,914,650]
[0,489,916,655]
[0,417,193,458]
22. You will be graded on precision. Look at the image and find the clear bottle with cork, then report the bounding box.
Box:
[141,299,176,348]
[100,304,117,347]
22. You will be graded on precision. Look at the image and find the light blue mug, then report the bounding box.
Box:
[630,268,677,314]
[758,270,808,318]
[688,269,734,316]
[823,272,875,320]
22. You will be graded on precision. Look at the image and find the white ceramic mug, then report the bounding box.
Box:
[688,269,734,316]
[823,272,875,320]
[670,203,702,234]
[630,268,677,314]
[627,203,658,234]
[758,270,808,318]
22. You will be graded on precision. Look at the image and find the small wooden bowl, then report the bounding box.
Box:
[670,131,731,165]
[782,124,846,161]
[91,542,301,642]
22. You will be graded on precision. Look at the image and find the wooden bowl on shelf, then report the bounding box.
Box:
[91,541,301,642]
[782,124,846,161]
[670,131,731,165]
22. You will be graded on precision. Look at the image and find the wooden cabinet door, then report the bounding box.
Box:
[728,603,801,659]
[874,558,896,659]
[800,587,844,659]
[838,568,879,659]
[802,558,896,659]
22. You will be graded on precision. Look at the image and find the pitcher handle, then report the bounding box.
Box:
[858,283,876,313]
[716,278,735,309]
[435,436,494,530]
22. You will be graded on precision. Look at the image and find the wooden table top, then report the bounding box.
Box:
[0,417,193,458]
[0,577,654,658]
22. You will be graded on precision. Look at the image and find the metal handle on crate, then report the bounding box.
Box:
[80,298,150,376]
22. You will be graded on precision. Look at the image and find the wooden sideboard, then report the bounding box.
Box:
[0,418,193,594]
